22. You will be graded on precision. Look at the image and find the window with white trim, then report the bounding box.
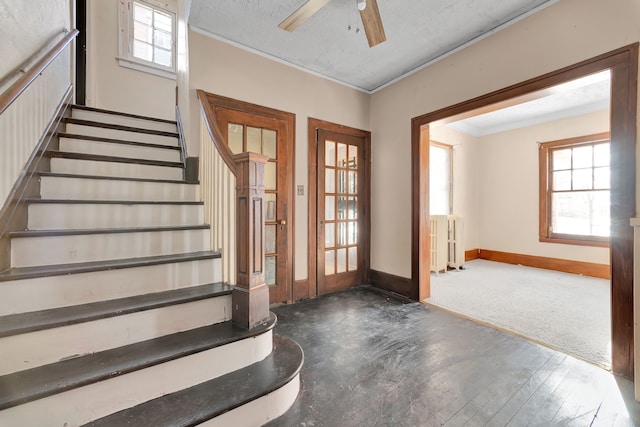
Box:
[429,141,453,215]
[118,0,176,79]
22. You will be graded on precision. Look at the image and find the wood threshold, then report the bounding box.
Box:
[71,104,177,124]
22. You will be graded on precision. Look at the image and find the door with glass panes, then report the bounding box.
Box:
[317,129,366,294]
[217,109,290,304]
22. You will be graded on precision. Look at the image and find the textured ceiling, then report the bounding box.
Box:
[189,0,557,92]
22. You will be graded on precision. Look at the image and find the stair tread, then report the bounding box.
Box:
[0,250,221,282]
[25,198,203,206]
[0,312,275,411]
[63,118,179,138]
[70,105,177,125]
[0,283,232,338]
[83,335,303,427]
[59,133,182,151]
[38,171,198,185]
[9,224,209,238]
[46,151,183,168]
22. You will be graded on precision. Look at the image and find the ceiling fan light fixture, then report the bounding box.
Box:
[357,0,366,11]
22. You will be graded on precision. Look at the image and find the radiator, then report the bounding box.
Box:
[429,215,464,274]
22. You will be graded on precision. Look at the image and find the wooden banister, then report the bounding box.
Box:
[197,89,238,176]
[0,29,79,115]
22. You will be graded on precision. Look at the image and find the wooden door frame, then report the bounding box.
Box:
[205,93,295,303]
[308,118,371,299]
[411,43,638,378]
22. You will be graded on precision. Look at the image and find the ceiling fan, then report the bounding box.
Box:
[278,0,386,47]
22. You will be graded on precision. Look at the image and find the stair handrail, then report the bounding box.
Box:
[196,89,238,176]
[0,28,79,116]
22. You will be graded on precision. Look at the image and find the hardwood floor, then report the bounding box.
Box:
[269,286,640,426]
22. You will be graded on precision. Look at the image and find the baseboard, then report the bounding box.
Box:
[465,249,479,261]
[369,269,415,300]
[293,279,309,302]
[0,86,73,271]
[477,249,610,280]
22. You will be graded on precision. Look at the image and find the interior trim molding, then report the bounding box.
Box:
[477,249,610,280]
[369,269,415,300]
[465,249,480,262]
[293,279,309,302]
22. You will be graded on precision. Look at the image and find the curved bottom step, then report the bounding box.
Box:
[83,335,303,427]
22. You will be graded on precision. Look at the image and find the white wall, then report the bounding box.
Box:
[86,0,176,120]
[187,29,371,281]
[370,0,640,278]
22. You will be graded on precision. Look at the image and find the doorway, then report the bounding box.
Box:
[308,118,371,297]
[207,94,295,304]
[411,44,638,377]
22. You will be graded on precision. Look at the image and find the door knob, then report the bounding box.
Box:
[279,219,287,225]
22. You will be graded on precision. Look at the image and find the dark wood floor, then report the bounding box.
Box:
[268,286,640,426]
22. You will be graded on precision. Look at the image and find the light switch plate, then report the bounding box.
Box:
[297,185,304,196]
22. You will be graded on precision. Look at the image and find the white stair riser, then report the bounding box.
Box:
[0,295,232,376]
[0,258,221,316]
[11,228,211,268]
[71,109,178,133]
[28,203,204,230]
[201,374,301,427]
[60,138,181,163]
[40,176,199,202]
[50,158,183,180]
[65,123,178,147]
[0,331,272,427]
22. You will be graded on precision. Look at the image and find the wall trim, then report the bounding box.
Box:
[369,269,415,300]
[293,279,309,302]
[465,249,480,261]
[477,249,610,280]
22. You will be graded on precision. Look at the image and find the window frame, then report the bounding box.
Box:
[117,0,177,79]
[539,132,611,247]
[429,140,453,216]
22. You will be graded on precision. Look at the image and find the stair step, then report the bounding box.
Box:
[27,199,204,230]
[0,285,232,376]
[0,251,221,315]
[59,134,182,163]
[0,313,275,411]
[71,105,178,133]
[49,153,183,181]
[10,225,210,268]
[63,118,179,147]
[84,335,302,427]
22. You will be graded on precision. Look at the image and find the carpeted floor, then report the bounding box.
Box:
[426,259,611,368]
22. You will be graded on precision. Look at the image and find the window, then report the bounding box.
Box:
[539,132,610,246]
[118,0,176,79]
[429,141,452,215]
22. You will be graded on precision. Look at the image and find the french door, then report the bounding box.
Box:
[216,108,291,304]
[316,129,367,294]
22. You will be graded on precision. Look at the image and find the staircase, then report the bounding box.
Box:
[0,105,302,426]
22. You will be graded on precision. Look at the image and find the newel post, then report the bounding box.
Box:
[232,152,270,329]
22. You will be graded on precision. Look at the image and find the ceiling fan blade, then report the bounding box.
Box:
[278,0,332,32]
[359,0,386,47]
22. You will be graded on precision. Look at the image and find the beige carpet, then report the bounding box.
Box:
[425,259,611,368]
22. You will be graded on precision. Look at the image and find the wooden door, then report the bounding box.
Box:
[217,109,290,304]
[317,129,366,294]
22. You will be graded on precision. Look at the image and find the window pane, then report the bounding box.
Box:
[337,170,347,194]
[134,3,153,25]
[337,196,347,219]
[265,193,276,221]
[325,250,335,275]
[265,256,276,285]
[153,47,171,66]
[430,144,451,215]
[552,191,610,236]
[337,143,347,167]
[227,123,243,154]
[325,223,335,248]
[348,171,357,194]
[265,162,276,190]
[594,167,610,190]
[134,22,152,43]
[552,148,571,170]
[572,145,593,168]
[154,29,172,49]
[263,130,277,159]
[325,168,335,193]
[325,196,335,220]
[572,169,592,190]
[133,40,152,61]
[348,145,357,168]
[247,126,261,153]
[348,197,357,219]
[594,143,610,167]
[348,247,357,271]
[337,248,347,273]
[154,10,172,33]
[348,221,357,245]
[337,222,347,246]
[553,170,571,191]
[265,225,276,254]
[325,141,335,166]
